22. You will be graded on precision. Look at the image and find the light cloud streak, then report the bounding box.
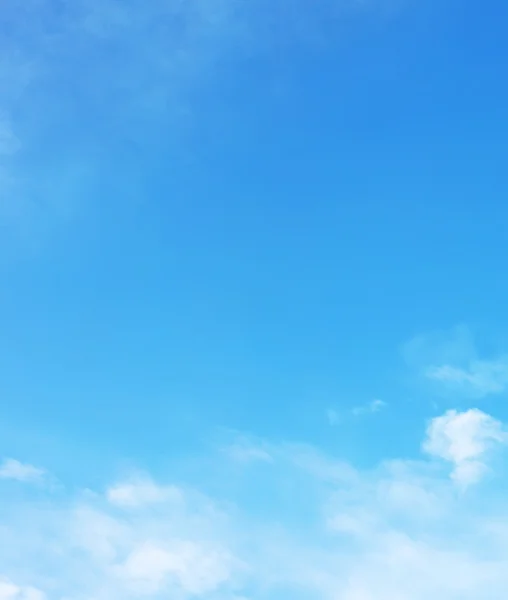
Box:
[425,359,508,398]
[0,459,45,483]
[351,398,387,416]
[2,0,248,232]
[106,476,184,508]
[1,0,399,244]
[327,399,386,425]
[404,325,508,399]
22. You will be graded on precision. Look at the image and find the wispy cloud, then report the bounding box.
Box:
[425,359,508,398]
[223,437,273,463]
[0,577,45,600]
[1,0,400,243]
[106,476,184,508]
[403,325,508,399]
[2,0,250,233]
[326,399,386,425]
[2,409,508,599]
[351,398,387,417]
[0,458,45,483]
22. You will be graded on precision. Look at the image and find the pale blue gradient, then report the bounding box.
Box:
[1,1,508,598]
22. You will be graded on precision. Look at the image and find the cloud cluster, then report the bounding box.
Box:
[1,408,508,599]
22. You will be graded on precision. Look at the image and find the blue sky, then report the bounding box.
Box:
[2,0,508,598]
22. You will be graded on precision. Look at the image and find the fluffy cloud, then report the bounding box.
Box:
[423,409,507,487]
[118,540,236,596]
[2,410,508,599]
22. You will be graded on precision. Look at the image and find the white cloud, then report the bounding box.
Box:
[425,359,508,397]
[403,325,508,399]
[119,540,235,596]
[0,578,45,600]
[0,579,20,600]
[106,477,183,508]
[0,459,45,483]
[422,409,507,487]
[2,410,508,599]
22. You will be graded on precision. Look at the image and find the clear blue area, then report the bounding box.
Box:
[1,0,508,485]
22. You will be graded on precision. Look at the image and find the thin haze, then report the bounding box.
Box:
[2,1,508,599]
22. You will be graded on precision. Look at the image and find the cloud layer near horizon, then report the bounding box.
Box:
[1,408,508,600]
